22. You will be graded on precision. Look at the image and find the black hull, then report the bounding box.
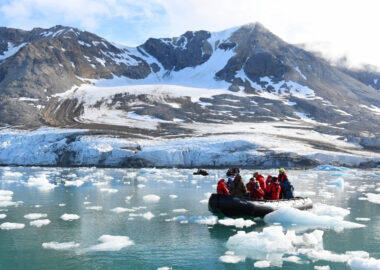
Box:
[208,194,313,218]
[193,172,209,176]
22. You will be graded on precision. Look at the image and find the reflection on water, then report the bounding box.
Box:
[0,166,378,270]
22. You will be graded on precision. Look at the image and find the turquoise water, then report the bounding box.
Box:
[0,167,379,270]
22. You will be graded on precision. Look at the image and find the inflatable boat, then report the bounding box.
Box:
[208,194,313,218]
[193,170,209,176]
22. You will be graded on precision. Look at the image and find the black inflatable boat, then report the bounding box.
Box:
[208,194,313,218]
[193,170,209,176]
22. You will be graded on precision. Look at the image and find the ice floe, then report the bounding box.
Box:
[60,214,80,221]
[218,218,255,228]
[86,235,134,252]
[111,207,133,213]
[42,241,80,250]
[364,193,380,204]
[26,174,56,191]
[0,222,25,230]
[314,266,330,270]
[347,257,380,270]
[24,213,48,220]
[172,208,187,213]
[86,206,103,211]
[169,194,178,199]
[0,214,6,219]
[254,260,271,268]
[100,188,118,193]
[219,251,245,263]
[30,219,51,227]
[143,194,160,203]
[310,203,350,218]
[264,207,365,231]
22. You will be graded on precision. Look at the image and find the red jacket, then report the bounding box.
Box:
[217,179,230,195]
[255,174,266,191]
[266,182,281,200]
[247,181,265,200]
[278,172,288,183]
[265,175,272,189]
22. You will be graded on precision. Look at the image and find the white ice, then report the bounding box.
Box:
[24,213,48,220]
[254,260,271,268]
[143,194,160,203]
[218,218,255,228]
[348,257,380,270]
[30,219,51,227]
[60,214,80,221]
[85,235,134,252]
[42,241,80,250]
[0,222,25,230]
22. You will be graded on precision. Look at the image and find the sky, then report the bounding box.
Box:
[0,0,379,69]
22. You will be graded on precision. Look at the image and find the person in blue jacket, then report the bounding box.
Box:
[278,169,294,199]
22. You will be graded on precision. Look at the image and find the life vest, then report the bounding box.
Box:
[266,182,281,200]
[255,174,266,191]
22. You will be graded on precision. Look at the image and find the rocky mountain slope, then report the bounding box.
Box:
[0,23,379,167]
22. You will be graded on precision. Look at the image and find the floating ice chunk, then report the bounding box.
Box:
[83,201,91,205]
[348,257,380,270]
[58,203,66,207]
[157,267,172,270]
[86,206,103,211]
[283,256,303,264]
[365,193,380,204]
[24,213,47,220]
[169,194,178,199]
[64,180,84,187]
[86,235,134,252]
[254,260,270,268]
[355,218,371,221]
[219,251,245,263]
[100,188,118,193]
[143,194,160,203]
[311,203,350,218]
[0,190,13,196]
[3,171,23,178]
[60,214,80,221]
[299,249,369,263]
[314,266,330,270]
[0,222,25,230]
[111,207,134,213]
[226,226,294,265]
[199,199,208,204]
[137,184,146,188]
[172,208,187,213]
[218,218,255,228]
[264,207,365,231]
[142,212,154,220]
[42,241,80,250]
[313,165,349,172]
[30,219,51,227]
[189,216,218,225]
[327,178,345,189]
[26,174,56,191]
[0,214,6,219]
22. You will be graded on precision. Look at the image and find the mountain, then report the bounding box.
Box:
[0,23,379,167]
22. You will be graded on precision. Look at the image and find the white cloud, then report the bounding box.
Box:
[0,0,379,68]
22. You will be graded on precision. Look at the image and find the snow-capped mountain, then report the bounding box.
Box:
[0,23,379,167]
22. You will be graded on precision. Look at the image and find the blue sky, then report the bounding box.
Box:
[0,0,379,68]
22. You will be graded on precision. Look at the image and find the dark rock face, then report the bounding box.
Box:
[141,30,212,71]
[339,66,380,91]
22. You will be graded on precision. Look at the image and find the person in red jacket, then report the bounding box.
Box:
[247,178,264,200]
[265,177,281,200]
[217,179,230,195]
[253,172,266,191]
[265,175,272,188]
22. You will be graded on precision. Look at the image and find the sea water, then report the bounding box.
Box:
[0,166,379,270]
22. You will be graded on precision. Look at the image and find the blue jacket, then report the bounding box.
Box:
[280,179,294,199]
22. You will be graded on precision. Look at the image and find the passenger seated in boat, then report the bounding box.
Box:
[226,177,233,191]
[247,178,265,200]
[217,179,230,195]
[265,177,281,200]
[230,174,247,197]
[226,168,240,177]
[265,175,272,188]
[278,168,294,199]
[253,172,266,191]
